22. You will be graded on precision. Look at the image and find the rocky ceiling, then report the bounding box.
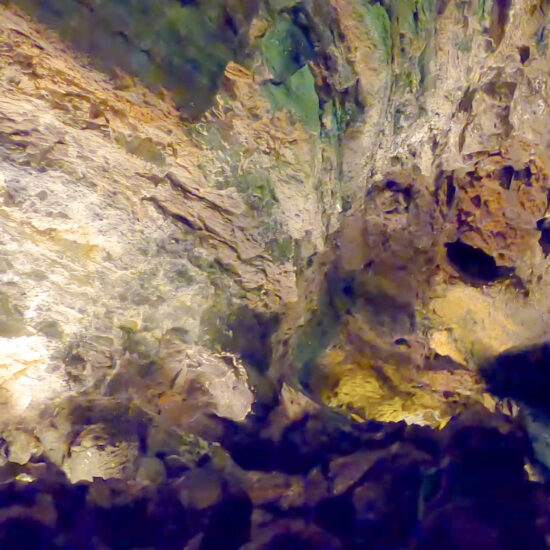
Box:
[1,0,550,548]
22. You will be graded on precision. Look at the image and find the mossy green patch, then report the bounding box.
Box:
[235,172,278,213]
[268,236,295,264]
[393,0,416,37]
[263,65,320,133]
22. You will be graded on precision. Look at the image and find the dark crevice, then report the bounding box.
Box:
[445,176,456,207]
[537,217,550,256]
[436,0,452,15]
[458,87,476,113]
[489,0,511,48]
[517,165,533,186]
[445,240,514,284]
[499,165,514,189]
[519,45,530,64]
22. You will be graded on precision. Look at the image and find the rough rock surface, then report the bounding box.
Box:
[0,407,548,550]
[2,0,549,435]
[2,0,550,546]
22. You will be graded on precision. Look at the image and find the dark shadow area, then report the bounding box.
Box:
[537,218,550,256]
[0,407,547,549]
[481,342,550,416]
[199,494,252,550]
[499,165,515,189]
[223,307,281,375]
[13,0,259,118]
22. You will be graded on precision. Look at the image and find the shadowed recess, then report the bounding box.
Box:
[445,240,514,284]
[13,0,259,118]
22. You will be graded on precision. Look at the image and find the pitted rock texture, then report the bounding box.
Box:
[270,0,550,426]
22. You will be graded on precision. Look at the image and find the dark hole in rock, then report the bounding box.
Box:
[471,194,482,208]
[341,280,355,298]
[0,481,41,508]
[93,490,190,550]
[499,165,514,189]
[519,45,530,63]
[54,482,89,531]
[386,179,413,204]
[94,499,159,549]
[517,165,533,186]
[445,240,514,283]
[445,176,455,206]
[537,218,550,255]
[222,432,276,471]
[394,338,410,346]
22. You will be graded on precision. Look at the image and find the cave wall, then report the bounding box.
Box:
[0,0,550,481]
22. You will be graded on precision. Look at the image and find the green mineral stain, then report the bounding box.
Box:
[394,0,416,37]
[456,36,472,52]
[114,132,165,166]
[322,99,360,138]
[358,2,392,63]
[268,0,302,11]
[235,172,278,213]
[264,65,320,133]
[416,0,436,30]
[478,0,486,20]
[391,0,435,40]
[268,236,295,264]
[261,13,313,82]
[120,325,160,364]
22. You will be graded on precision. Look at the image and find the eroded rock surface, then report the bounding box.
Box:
[1,4,550,545]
